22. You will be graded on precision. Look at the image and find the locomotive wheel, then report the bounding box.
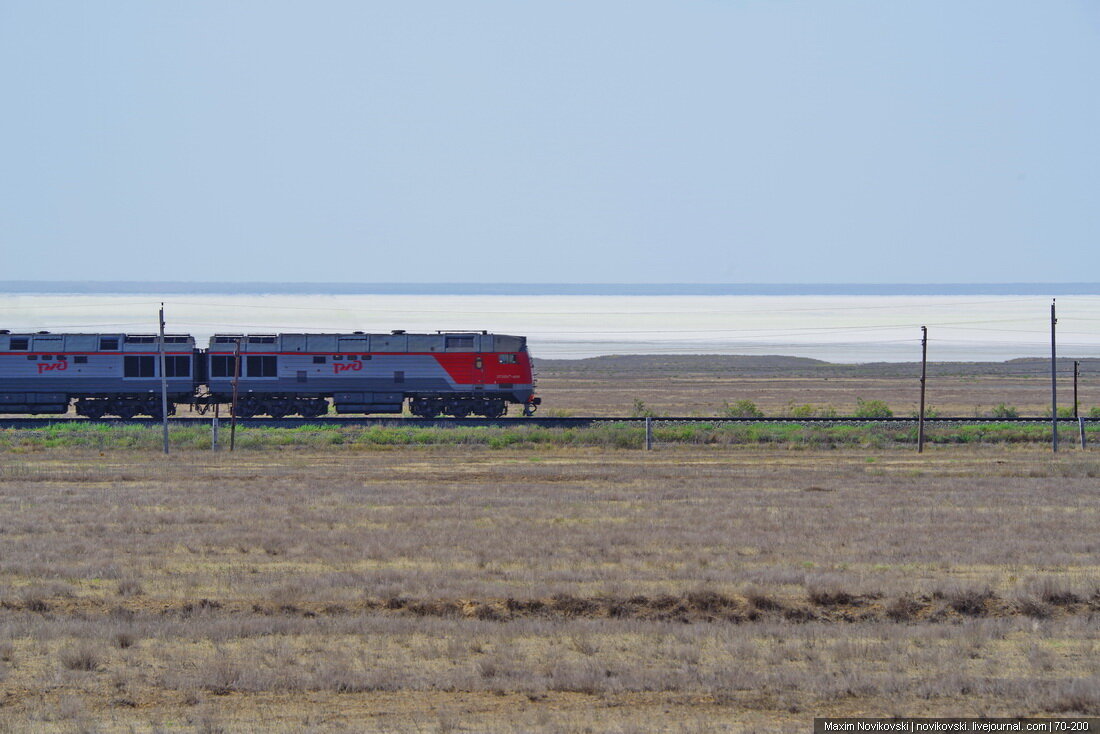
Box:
[410,398,443,418]
[448,403,471,418]
[113,404,137,420]
[78,401,106,419]
[410,404,438,418]
[481,401,506,419]
[266,401,290,419]
[298,400,327,418]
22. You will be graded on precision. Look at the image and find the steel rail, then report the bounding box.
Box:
[0,416,1095,429]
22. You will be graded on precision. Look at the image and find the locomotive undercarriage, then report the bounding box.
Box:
[409,396,509,418]
[75,396,177,420]
[232,396,329,419]
[193,395,329,419]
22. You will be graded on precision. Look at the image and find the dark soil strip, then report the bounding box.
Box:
[4,590,1099,624]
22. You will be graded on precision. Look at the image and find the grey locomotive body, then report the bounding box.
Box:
[0,329,539,418]
[0,331,197,417]
[204,331,537,418]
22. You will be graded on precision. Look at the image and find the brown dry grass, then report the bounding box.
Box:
[534,355,1098,416]
[1,442,1100,731]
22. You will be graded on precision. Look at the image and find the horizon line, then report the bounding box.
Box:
[2,281,1100,296]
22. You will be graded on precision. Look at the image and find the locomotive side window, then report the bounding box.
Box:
[74,356,88,364]
[164,356,190,377]
[9,338,28,350]
[313,356,326,364]
[124,356,156,378]
[247,355,277,378]
[445,336,474,350]
[27,355,37,360]
[210,355,238,377]
[499,354,517,364]
[125,336,155,344]
[99,338,118,351]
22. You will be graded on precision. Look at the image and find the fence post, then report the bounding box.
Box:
[1081,417,1087,450]
[645,417,652,451]
[212,417,220,451]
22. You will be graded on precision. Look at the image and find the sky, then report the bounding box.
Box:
[2,1,1098,284]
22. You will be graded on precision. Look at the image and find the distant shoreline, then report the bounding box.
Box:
[3,282,1100,296]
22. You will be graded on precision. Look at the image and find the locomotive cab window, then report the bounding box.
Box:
[9,338,28,350]
[247,355,277,378]
[498,354,516,364]
[99,338,118,351]
[124,356,156,378]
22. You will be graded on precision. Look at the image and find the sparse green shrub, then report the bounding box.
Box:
[1090,406,1100,419]
[720,400,764,418]
[788,403,815,418]
[991,403,1019,419]
[853,398,892,418]
[630,399,659,418]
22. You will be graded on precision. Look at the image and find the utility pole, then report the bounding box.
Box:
[1051,300,1058,453]
[158,303,169,455]
[1073,360,1080,419]
[918,325,928,454]
[230,337,241,451]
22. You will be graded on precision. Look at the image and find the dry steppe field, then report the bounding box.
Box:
[2,441,1100,732]
[534,355,1100,417]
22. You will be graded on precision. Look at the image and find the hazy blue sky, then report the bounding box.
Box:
[2,1,1097,284]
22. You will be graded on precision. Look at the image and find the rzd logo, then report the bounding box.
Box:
[37,361,68,374]
[333,360,363,374]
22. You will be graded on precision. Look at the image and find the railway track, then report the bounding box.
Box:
[0,416,1094,429]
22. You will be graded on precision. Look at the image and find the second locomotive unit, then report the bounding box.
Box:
[0,329,539,418]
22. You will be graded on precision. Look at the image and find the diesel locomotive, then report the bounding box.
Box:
[0,329,540,418]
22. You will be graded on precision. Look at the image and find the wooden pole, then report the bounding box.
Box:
[230,338,241,452]
[158,303,169,455]
[645,417,652,451]
[1073,360,1080,420]
[1051,300,1058,453]
[918,325,927,454]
